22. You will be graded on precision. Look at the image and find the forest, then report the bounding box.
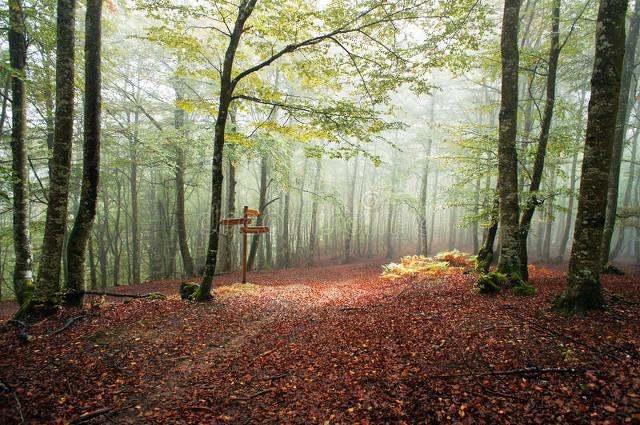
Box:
[0,0,639,423]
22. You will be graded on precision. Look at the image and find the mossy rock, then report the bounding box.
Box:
[180,282,200,300]
[511,281,537,296]
[147,292,167,301]
[475,272,507,293]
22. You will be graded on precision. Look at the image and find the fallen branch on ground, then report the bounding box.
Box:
[425,367,589,379]
[1,379,25,424]
[190,406,214,414]
[48,315,86,337]
[231,388,276,401]
[81,290,166,299]
[264,373,288,381]
[71,407,112,424]
[340,304,383,311]
[258,348,277,358]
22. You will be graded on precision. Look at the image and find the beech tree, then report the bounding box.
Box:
[556,0,627,314]
[8,0,34,305]
[496,0,522,280]
[32,0,76,312]
[66,0,103,306]
[600,0,640,268]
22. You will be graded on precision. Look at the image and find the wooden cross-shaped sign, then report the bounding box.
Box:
[221,205,270,284]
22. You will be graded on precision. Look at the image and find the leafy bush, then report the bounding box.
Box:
[434,250,475,268]
[381,255,463,280]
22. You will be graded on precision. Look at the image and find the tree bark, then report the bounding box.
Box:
[88,236,97,290]
[611,126,638,259]
[496,0,522,279]
[558,89,587,261]
[248,155,268,270]
[541,167,556,261]
[174,80,195,277]
[278,187,292,268]
[221,109,238,272]
[476,192,499,273]
[344,156,358,263]
[308,158,322,265]
[518,0,560,280]
[418,140,433,256]
[66,0,102,306]
[600,0,640,266]
[557,0,627,314]
[200,0,257,300]
[129,112,141,284]
[9,0,34,305]
[294,158,308,261]
[36,0,76,309]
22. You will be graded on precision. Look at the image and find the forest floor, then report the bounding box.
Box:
[1,261,640,424]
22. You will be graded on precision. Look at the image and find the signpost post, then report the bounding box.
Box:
[221,205,270,284]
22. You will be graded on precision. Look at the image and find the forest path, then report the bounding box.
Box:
[1,262,640,424]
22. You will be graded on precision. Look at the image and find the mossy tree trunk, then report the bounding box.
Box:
[9,0,34,306]
[600,0,640,266]
[557,0,628,314]
[66,0,102,306]
[36,0,76,311]
[496,0,523,280]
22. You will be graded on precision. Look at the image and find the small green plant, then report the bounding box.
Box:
[475,272,507,293]
[511,281,537,296]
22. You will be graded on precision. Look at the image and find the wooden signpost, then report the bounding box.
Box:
[221,205,270,284]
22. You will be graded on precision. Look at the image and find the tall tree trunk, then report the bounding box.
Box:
[200,0,257,300]
[129,112,141,284]
[611,126,638,259]
[248,155,268,270]
[344,156,358,263]
[308,158,322,265]
[36,0,76,310]
[476,192,499,273]
[294,158,308,260]
[0,75,9,135]
[9,0,34,306]
[518,0,560,280]
[221,110,238,272]
[66,0,102,306]
[557,0,627,314]
[558,89,587,260]
[428,168,439,253]
[418,140,432,256]
[278,187,291,268]
[386,160,398,258]
[600,0,640,266]
[496,0,522,279]
[174,81,195,277]
[541,167,556,261]
[88,236,97,290]
[472,178,481,253]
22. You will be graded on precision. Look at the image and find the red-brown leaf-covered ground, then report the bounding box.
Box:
[1,262,639,424]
